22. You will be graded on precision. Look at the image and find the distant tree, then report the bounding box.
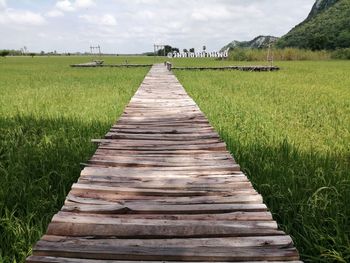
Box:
[183,49,188,53]
[157,45,170,56]
[164,45,172,55]
[337,30,350,48]
[0,50,10,58]
[331,48,350,60]
[29,52,36,58]
[40,51,45,56]
[189,48,195,53]
[203,45,206,51]
[157,45,180,56]
[308,33,329,50]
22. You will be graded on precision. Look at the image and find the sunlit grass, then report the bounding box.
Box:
[0,56,150,263]
[175,60,350,262]
[1,56,349,262]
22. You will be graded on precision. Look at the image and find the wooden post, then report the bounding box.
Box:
[166,62,172,71]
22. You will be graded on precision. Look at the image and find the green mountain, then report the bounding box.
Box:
[277,0,350,50]
[220,35,279,51]
[306,0,339,20]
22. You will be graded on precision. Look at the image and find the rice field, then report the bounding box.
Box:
[0,56,349,262]
[0,56,151,262]
[175,59,350,262]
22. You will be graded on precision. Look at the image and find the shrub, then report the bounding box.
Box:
[331,48,350,59]
[0,50,10,57]
[228,48,331,61]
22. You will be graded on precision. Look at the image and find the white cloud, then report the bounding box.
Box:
[191,4,263,22]
[46,10,64,17]
[55,0,95,12]
[55,0,74,12]
[75,0,95,8]
[0,9,46,26]
[0,0,6,10]
[79,14,117,26]
[191,6,231,21]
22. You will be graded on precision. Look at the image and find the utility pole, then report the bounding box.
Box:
[267,42,274,67]
[90,45,102,57]
[153,44,166,62]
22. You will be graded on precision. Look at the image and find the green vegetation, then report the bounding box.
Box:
[174,60,350,262]
[1,56,349,262]
[331,48,350,59]
[227,48,331,61]
[278,0,350,50]
[306,0,339,20]
[224,46,350,61]
[0,56,152,263]
[0,50,10,58]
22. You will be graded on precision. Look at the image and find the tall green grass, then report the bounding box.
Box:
[1,57,349,263]
[228,48,331,61]
[0,56,150,262]
[175,60,350,262]
[226,47,350,61]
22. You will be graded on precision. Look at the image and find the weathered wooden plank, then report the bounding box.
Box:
[70,183,212,196]
[67,192,263,205]
[89,152,233,164]
[85,163,241,173]
[96,143,228,151]
[47,213,280,237]
[87,158,232,167]
[69,183,255,200]
[54,211,274,221]
[117,116,207,123]
[77,175,249,186]
[108,127,215,134]
[92,138,222,146]
[27,256,303,263]
[92,151,233,160]
[87,159,236,168]
[75,179,253,191]
[62,201,267,214]
[112,123,212,128]
[40,234,294,249]
[67,189,258,203]
[80,168,245,179]
[33,243,299,261]
[172,65,280,71]
[81,166,245,176]
[104,133,220,141]
[116,116,209,121]
[51,213,277,229]
[77,177,249,190]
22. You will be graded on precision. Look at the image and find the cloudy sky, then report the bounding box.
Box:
[0,0,315,54]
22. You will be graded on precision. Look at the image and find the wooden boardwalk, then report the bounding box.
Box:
[164,62,280,72]
[71,63,153,68]
[27,64,301,263]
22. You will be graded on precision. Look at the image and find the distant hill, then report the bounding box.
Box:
[277,0,350,50]
[220,36,279,51]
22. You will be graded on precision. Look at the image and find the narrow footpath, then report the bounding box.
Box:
[27,64,301,263]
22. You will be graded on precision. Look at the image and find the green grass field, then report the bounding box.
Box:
[0,56,151,262]
[175,60,350,262]
[0,56,349,262]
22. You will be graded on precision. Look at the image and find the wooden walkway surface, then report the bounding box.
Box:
[27,64,301,263]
